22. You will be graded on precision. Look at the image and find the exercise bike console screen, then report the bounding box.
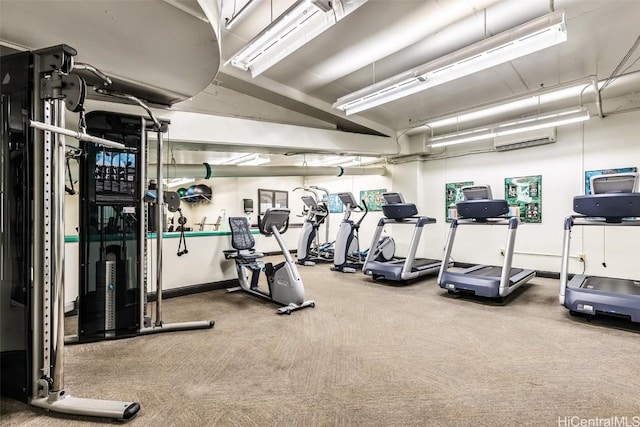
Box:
[301,195,318,209]
[338,192,358,207]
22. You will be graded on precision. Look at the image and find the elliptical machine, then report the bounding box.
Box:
[331,192,369,273]
[297,195,330,265]
[224,208,315,314]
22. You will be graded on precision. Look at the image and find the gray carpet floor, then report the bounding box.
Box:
[2,261,640,426]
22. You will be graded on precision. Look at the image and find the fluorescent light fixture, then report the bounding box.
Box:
[166,178,195,188]
[237,154,271,166]
[227,0,337,77]
[428,107,590,148]
[495,107,590,136]
[429,128,497,148]
[334,10,567,115]
[424,82,589,130]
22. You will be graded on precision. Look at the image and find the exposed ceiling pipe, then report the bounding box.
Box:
[162,0,210,22]
[407,70,640,139]
[591,76,604,118]
[225,0,260,29]
[150,163,386,179]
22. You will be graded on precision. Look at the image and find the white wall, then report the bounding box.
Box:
[179,175,306,251]
[299,173,393,255]
[394,109,640,279]
[63,174,307,305]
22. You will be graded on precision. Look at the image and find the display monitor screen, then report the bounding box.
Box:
[382,192,404,204]
[94,148,137,204]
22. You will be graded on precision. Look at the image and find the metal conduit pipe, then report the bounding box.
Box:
[148,164,386,179]
[591,76,604,118]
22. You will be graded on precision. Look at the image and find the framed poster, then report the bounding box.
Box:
[504,175,542,223]
[445,181,474,222]
[328,193,344,213]
[258,188,288,215]
[585,167,637,195]
[360,189,387,212]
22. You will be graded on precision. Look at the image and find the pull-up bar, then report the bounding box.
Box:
[29,120,125,149]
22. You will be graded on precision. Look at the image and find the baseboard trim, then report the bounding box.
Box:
[147,279,240,302]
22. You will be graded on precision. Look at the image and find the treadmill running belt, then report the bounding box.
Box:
[412,258,440,270]
[581,277,640,296]
[472,266,523,277]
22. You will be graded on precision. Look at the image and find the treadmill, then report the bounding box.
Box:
[559,173,640,323]
[362,192,442,281]
[438,185,535,299]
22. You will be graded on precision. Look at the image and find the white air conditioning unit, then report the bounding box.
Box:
[493,127,557,151]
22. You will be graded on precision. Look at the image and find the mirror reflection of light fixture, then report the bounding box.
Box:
[166,177,195,188]
[221,153,260,165]
[237,154,271,166]
[307,156,352,166]
[334,10,567,115]
[337,156,381,167]
[428,107,590,148]
[227,0,365,77]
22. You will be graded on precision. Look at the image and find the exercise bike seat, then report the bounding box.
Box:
[226,217,265,262]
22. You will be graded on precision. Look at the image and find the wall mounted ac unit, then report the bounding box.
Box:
[493,127,557,151]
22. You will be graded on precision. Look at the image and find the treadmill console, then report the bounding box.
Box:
[457,185,508,220]
[462,185,493,200]
[383,192,405,204]
[591,172,638,194]
[382,192,417,220]
[575,172,640,222]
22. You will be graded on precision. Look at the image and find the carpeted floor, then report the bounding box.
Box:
[2,261,639,426]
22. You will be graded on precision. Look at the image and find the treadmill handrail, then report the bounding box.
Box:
[376,216,437,226]
[455,217,515,226]
[559,214,640,304]
[438,216,528,297]
[567,214,640,226]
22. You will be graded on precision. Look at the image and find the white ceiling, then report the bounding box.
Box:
[215,0,640,135]
[1,0,640,166]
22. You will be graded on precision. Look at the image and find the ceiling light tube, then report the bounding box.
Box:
[228,0,335,77]
[166,178,195,188]
[427,107,590,148]
[495,107,590,136]
[334,10,567,115]
[221,153,260,165]
[338,156,380,167]
[308,156,353,166]
[429,128,497,148]
[406,80,593,136]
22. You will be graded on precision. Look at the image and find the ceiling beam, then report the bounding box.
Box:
[215,68,394,137]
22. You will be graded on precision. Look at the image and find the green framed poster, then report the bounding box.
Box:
[328,193,344,213]
[445,181,474,222]
[360,189,387,212]
[504,175,542,223]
